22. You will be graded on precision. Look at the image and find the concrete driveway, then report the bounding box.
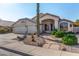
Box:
[0,33,24,56]
[0,33,22,46]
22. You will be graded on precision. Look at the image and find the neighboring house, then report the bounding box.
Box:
[0,19,14,27]
[0,19,14,32]
[12,13,74,34]
[73,22,79,33]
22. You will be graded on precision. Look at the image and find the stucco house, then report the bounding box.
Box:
[12,13,74,34]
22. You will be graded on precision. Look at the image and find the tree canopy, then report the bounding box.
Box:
[76,19,79,22]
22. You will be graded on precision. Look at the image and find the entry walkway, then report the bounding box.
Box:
[1,42,79,56]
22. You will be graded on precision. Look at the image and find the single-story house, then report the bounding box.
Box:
[12,13,74,34]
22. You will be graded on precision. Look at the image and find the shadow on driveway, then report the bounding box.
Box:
[0,47,32,56]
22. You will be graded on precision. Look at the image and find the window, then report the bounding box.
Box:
[60,22,68,31]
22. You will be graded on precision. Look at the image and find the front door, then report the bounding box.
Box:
[44,24,53,33]
[44,24,49,31]
[50,24,53,31]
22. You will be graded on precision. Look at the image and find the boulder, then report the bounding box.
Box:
[23,35,45,47]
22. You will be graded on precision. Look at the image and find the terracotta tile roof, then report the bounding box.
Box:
[61,19,73,23]
[12,17,35,27]
[41,13,60,18]
[32,13,60,20]
[32,13,60,23]
[32,13,44,20]
[19,18,35,23]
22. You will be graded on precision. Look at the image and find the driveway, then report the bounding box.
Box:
[0,33,24,56]
[0,33,22,46]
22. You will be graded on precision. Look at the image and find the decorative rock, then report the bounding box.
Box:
[59,44,67,51]
[23,35,45,47]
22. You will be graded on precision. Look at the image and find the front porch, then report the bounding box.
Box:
[41,19,59,33]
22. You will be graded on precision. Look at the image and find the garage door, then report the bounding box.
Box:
[13,27,27,34]
[28,26,37,33]
[73,27,79,33]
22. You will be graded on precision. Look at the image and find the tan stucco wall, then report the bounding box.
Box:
[41,19,54,32]
[13,14,74,34]
[39,15,59,23]
[39,15,59,29]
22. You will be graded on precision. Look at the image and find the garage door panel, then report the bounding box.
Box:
[13,27,27,34]
[28,26,37,33]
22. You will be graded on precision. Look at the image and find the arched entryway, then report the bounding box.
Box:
[42,19,55,33]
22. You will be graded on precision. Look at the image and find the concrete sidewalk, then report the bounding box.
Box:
[1,42,79,56]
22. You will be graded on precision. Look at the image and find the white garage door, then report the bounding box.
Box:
[28,26,37,33]
[73,27,79,33]
[13,27,27,34]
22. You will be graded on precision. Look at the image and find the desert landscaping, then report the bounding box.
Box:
[0,32,79,56]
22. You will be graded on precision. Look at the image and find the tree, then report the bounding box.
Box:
[36,3,40,37]
[76,19,79,22]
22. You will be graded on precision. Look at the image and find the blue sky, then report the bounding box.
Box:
[0,3,79,22]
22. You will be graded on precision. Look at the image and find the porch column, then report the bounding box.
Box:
[68,23,73,32]
[55,20,59,29]
[71,24,74,32]
[49,24,51,31]
[42,24,44,32]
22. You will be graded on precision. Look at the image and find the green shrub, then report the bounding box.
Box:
[62,34,78,45]
[0,28,9,33]
[55,31,65,38]
[51,29,58,35]
[54,29,58,31]
[66,31,75,35]
[51,31,56,35]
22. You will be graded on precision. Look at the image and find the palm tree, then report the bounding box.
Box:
[36,3,40,37]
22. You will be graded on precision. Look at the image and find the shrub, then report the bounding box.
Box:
[55,31,65,38]
[0,28,9,33]
[66,31,75,35]
[51,29,58,35]
[62,34,78,45]
[51,31,56,35]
